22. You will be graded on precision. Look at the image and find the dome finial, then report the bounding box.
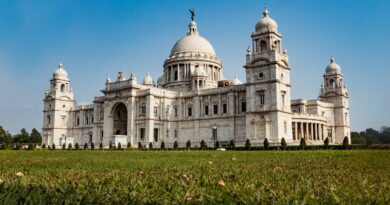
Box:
[263,7,269,17]
[330,56,335,63]
[187,9,199,36]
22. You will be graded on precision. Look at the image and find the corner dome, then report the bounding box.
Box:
[53,64,68,80]
[232,75,241,85]
[255,9,278,33]
[326,57,341,73]
[143,72,153,85]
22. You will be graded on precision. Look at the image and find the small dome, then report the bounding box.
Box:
[193,66,207,77]
[325,57,341,73]
[143,72,153,85]
[255,9,278,33]
[232,75,241,85]
[53,63,68,80]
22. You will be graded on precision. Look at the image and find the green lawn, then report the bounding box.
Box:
[0,150,389,204]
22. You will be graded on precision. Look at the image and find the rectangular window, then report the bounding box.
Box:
[154,128,159,142]
[154,106,158,117]
[281,91,286,107]
[140,106,146,116]
[213,105,218,115]
[284,121,287,133]
[241,102,246,113]
[174,130,178,138]
[174,107,178,117]
[140,128,145,140]
[259,91,265,105]
[77,118,80,126]
[223,104,227,114]
[91,117,94,124]
[188,107,192,117]
[61,116,66,127]
[166,130,169,138]
[86,117,89,125]
[205,105,209,115]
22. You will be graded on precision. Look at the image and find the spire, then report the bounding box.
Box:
[187,9,199,36]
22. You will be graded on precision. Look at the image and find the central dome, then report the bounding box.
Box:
[170,35,216,56]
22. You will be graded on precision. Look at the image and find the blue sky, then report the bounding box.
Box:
[0,0,389,134]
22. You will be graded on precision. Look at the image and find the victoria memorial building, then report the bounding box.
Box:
[42,9,350,148]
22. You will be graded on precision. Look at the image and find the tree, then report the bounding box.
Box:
[149,142,153,150]
[324,137,329,149]
[118,142,122,150]
[342,136,349,149]
[0,126,13,145]
[62,143,66,150]
[173,141,178,150]
[281,138,287,150]
[68,143,73,150]
[51,143,56,150]
[42,143,46,149]
[99,143,103,150]
[75,143,80,150]
[299,138,306,150]
[229,140,235,150]
[14,128,30,143]
[263,138,269,150]
[351,132,366,144]
[200,140,206,150]
[84,143,88,150]
[186,140,191,150]
[160,141,165,150]
[13,143,20,150]
[245,139,251,150]
[30,128,42,143]
[28,143,34,150]
[215,140,220,149]
[91,143,95,150]
[138,142,142,150]
[127,142,131,150]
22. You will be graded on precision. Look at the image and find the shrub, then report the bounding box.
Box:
[229,140,235,150]
[51,143,56,150]
[299,138,306,150]
[215,140,220,149]
[118,142,122,150]
[186,140,191,150]
[200,140,206,150]
[68,143,73,150]
[127,142,131,150]
[324,137,329,149]
[160,141,165,150]
[149,142,153,150]
[13,143,20,150]
[173,141,178,150]
[109,143,113,150]
[343,136,349,150]
[75,143,80,150]
[281,138,287,150]
[28,143,34,150]
[42,143,46,149]
[84,143,88,150]
[263,138,269,150]
[138,142,142,150]
[99,143,103,150]
[62,143,66,150]
[245,139,251,150]
[0,143,3,150]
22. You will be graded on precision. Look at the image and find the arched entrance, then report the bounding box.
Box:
[112,103,128,135]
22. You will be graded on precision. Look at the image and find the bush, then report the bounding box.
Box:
[127,142,131,150]
[299,138,306,150]
[28,143,34,150]
[173,141,178,150]
[75,143,79,150]
[229,140,235,150]
[324,137,329,149]
[118,142,122,150]
[109,143,113,150]
[68,143,73,150]
[138,142,142,150]
[99,143,103,150]
[245,139,251,150]
[149,142,153,150]
[62,143,66,150]
[281,138,287,150]
[13,143,20,150]
[263,138,269,150]
[51,143,56,150]
[186,140,191,150]
[160,141,165,150]
[91,143,95,150]
[343,136,349,150]
[215,140,220,149]
[84,143,88,150]
[200,140,206,150]
[42,143,46,149]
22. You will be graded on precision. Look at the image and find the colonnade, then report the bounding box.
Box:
[292,121,325,141]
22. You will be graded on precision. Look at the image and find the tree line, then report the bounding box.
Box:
[351,126,390,145]
[0,126,42,145]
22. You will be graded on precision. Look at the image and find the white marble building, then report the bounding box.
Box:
[42,9,350,148]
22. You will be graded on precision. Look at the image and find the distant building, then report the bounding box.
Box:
[42,8,350,148]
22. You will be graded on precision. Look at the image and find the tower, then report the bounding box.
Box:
[244,8,292,143]
[42,64,75,148]
[319,58,350,144]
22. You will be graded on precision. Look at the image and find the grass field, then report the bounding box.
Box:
[0,150,389,204]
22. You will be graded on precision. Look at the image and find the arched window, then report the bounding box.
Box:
[60,84,65,92]
[260,40,267,53]
[330,79,335,89]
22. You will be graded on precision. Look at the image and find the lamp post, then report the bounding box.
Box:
[212,126,217,148]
